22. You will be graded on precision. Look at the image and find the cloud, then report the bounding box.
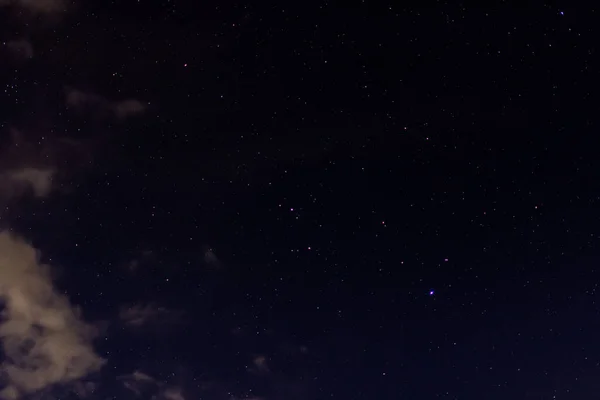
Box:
[161,387,185,400]
[230,397,263,400]
[248,355,270,375]
[18,0,64,13]
[71,380,97,397]
[122,250,154,273]
[4,39,33,59]
[118,370,156,397]
[119,304,183,330]
[0,231,105,399]
[0,0,65,14]
[113,99,146,119]
[65,88,147,120]
[0,128,95,204]
[129,371,154,382]
[203,247,221,269]
[1,167,55,198]
[64,89,104,110]
[118,371,185,400]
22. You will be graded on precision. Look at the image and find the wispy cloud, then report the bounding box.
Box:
[161,387,185,400]
[203,247,221,269]
[122,250,154,273]
[118,370,156,397]
[0,128,95,204]
[65,88,147,120]
[0,232,105,399]
[1,167,55,198]
[0,0,66,14]
[249,355,270,375]
[4,39,33,59]
[118,371,185,400]
[119,304,184,330]
[113,99,146,119]
[70,380,97,398]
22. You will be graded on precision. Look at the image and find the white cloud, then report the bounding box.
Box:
[0,231,105,399]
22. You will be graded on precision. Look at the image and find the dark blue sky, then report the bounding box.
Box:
[0,2,599,400]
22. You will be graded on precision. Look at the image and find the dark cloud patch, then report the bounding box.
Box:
[0,0,66,15]
[65,88,147,121]
[4,39,33,60]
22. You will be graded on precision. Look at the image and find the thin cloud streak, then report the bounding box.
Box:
[65,88,147,120]
[119,303,184,330]
[0,0,66,15]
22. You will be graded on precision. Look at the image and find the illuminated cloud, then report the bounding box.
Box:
[0,232,105,399]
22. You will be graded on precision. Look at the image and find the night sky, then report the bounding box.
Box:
[0,1,599,399]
